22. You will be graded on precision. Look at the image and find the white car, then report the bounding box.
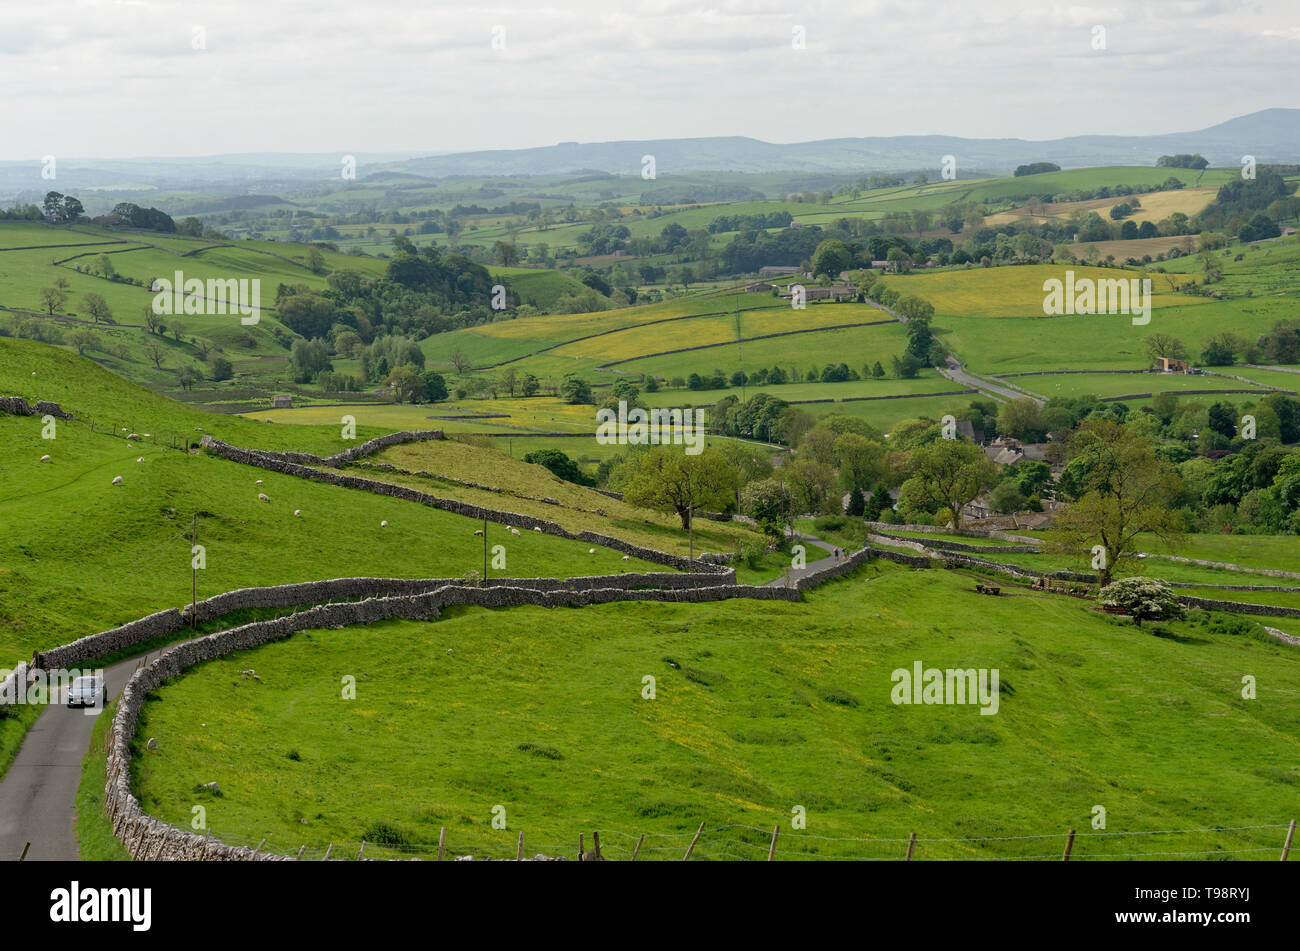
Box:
[67,675,105,708]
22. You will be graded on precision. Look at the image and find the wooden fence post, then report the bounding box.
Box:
[437,827,446,862]
[357,840,366,861]
[252,838,265,857]
[1062,829,1076,862]
[682,822,704,860]
[592,831,602,861]
[17,842,30,862]
[578,833,584,861]
[296,845,306,860]
[1282,819,1296,861]
[768,825,779,861]
[631,834,645,862]
[323,843,333,861]
[906,832,917,861]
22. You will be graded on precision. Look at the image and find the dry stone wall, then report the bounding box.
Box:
[200,436,729,574]
[0,396,71,418]
[23,570,740,675]
[106,579,803,859]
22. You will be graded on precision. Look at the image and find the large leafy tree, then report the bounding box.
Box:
[899,438,997,529]
[1052,420,1184,585]
[622,447,739,530]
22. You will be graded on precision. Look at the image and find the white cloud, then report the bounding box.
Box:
[0,0,1296,158]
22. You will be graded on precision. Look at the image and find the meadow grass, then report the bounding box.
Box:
[128,564,1300,860]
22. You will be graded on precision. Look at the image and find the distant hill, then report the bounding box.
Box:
[1,110,1296,198]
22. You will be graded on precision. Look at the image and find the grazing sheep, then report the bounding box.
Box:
[588,548,596,554]
[622,555,631,561]
[294,509,302,517]
[532,526,543,533]
[111,476,122,485]
[40,454,50,463]
[474,529,484,536]
[136,457,144,463]
[127,433,141,440]
[510,528,520,536]
[380,520,388,527]
[258,493,270,502]
[255,479,263,485]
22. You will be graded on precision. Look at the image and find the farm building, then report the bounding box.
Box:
[758,265,801,277]
[780,284,858,302]
[271,394,294,409]
[745,281,776,292]
[1155,357,1191,373]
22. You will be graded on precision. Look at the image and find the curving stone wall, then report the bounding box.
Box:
[23,570,741,675]
[106,580,806,859]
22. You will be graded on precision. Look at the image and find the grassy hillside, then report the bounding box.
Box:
[128,564,1300,860]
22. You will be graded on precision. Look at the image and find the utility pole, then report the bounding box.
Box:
[190,514,198,629]
[688,502,694,561]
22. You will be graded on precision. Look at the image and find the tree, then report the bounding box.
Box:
[422,370,448,402]
[290,339,332,383]
[449,349,471,375]
[1098,577,1186,627]
[39,286,66,314]
[900,439,997,529]
[306,246,327,274]
[741,478,792,540]
[81,292,113,324]
[989,481,1026,515]
[177,364,204,391]
[997,399,1047,442]
[622,447,740,531]
[811,239,852,279]
[208,355,234,381]
[521,373,540,397]
[142,305,163,335]
[785,459,837,515]
[386,364,424,403]
[523,449,594,486]
[1142,333,1188,364]
[560,374,593,405]
[144,339,166,369]
[69,331,100,355]
[834,432,886,492]
[1053,420,1184,586]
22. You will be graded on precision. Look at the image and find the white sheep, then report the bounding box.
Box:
[588,548,596,554]
[40,454,50,463]
[381,520,388,527]
[111,476,122,485]
[255,479,263,485]
[474,529,484,536]
[136,457,144,463]
[532,526,543,533]
[510,528,520,536]
[294,509,302,517]
[622,555,631,561]
[128,433,141,440]
[258,492,270,502]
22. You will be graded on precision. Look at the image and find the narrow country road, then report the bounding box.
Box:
[941,357,1042,404]
[765,531,840,587]
[0,646,175,861]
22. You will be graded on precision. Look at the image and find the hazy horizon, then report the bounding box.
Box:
[2,0,1299,162]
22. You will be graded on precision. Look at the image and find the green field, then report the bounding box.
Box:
[128,563,1300,860]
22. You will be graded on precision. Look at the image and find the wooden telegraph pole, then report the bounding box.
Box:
[190,514,198,628]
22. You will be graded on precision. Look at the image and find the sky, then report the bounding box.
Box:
[1,0,1298,160]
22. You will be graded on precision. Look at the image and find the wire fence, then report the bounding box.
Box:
[162,819,1298,862]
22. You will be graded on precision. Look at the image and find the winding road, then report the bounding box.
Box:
[0,647,174,861]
